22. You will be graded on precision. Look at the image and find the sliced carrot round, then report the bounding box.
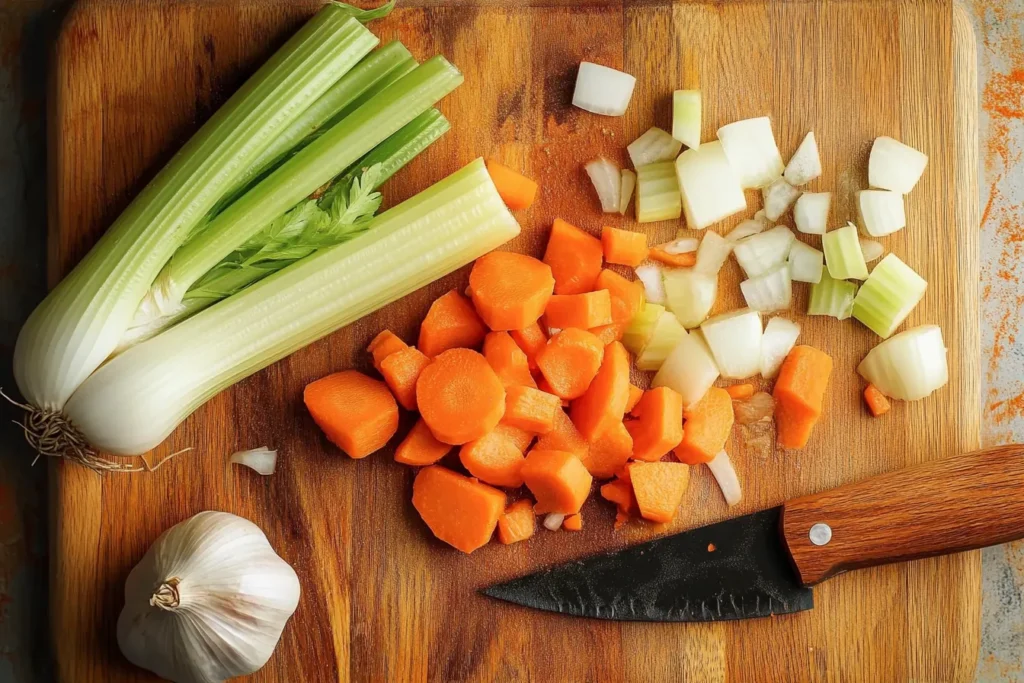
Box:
[535,329,604,400]
[417,348,506,445]
[469,251,555,331]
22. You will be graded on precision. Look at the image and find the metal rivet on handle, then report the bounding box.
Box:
[809,523,832,546]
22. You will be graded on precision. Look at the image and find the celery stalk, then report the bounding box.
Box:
[636,162,682,223]
[337,108,449,188]
[822,223,868,280]
[852,253,927,338]
[623,303,664,356]
[807,269,858,320]
[14,6,379,411]
[636,312,687,371]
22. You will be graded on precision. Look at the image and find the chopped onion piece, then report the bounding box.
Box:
[543,513,566,531]
[783,131,822,186]
[585,158,621,213]
[707,451,742,506]
[794,192,831,235]
[734,392,775,424]
[716,117,785,189]
[623,303,665,355]
[619,169,637,215]
[808,270,858,320]
[753,210,770,227]
[823,223,868,280]
[661,237,700,255]
[571,62,636,116]
[695,231,733,274]
[700,308,763,380]
[788,240,824,284]
[672,90,701,149]
[229,447,278,476]
[726,219,766,243]
[636,162,682,223]
[628,127,683,167]
[857,190,906,237]
[547,326,562,337]
[652,330,719,408]
[852,253,927,338]
[664,269,718,328]
[859,239,884,262]
[635,264,666,305]
[675,141,747,230]
[858,325,947,400]
[761,177,801,221]
[760,316,801,378]
[733,226,795,278]
[636,311,687,371]
[868,136,928,194]
[740,264,792,312]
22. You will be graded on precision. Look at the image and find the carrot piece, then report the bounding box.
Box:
[648,248,696,268]
[626,386,685,462]
[379,346,431,411]
[580,420,633,479]
[498,422,535,453]
[412,466,506,553]
[535,409,589,460]
[674,387,734,465]
[304,370,399,459]
[395,418,452,466]
[417,348,506,445]
[367,330,409,373]
[600,475,637,529]
[536,378,570,407]
[589,323,626,346]
[504,385,561,434]
[773,345,834,449]
[601,227,649,267]
[418,290,488,358]
[459,425,527,488]
[486,159,538,210]
[543,219,604,295]
[544,291,614,330]
[628,461,691,524]
[570,341,631,441]
[510,323,548,372]
[562,513,583,531]
[725,384,755,400]
[864,383,891,417]
[483,331,537,390]
[595,269,644,324]
[497,499,537,544]
[469,252,554,331]
[625,384,644,414]
[521,449,594,515]
[535,329,604,400]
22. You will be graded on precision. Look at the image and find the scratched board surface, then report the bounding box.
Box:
[50,1,980,681]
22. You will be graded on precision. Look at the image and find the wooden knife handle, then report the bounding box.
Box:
[780,445,1024,586]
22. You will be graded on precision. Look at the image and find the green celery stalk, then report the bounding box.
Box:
[636,311,687,371]
[622,303,664,355]
[822,223,868,280]
[636,162,682,223]
[852,253,928,338]
[807,269,858,320]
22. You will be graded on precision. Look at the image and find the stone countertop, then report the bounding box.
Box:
[1,1,1022,681]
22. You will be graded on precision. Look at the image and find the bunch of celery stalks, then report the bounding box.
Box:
[10,1,521,469]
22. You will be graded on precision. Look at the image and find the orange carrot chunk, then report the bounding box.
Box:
[601,227,649,267]
[379,346,431,411]
[562,513,583,531]
[600,474,637,529]
[459,425,527,488]
[571,341,631,441]
[589,323,626,346]
[498,422,536,453]
[497,499,537,544]
[537,378,570,407]
[544,291,614,330]
[504,385,561,434]
[395,418,452,466]
[469,252,555,331]
[367,330,409,373]
[304,370,399,459]
[595,269,644,324]
[725,384,755,400]
[412,466,506,553]
[483,331,538,389]
[510,323,548,372]
[648,248,696,268]
[581,420,633,479]
[534,409,590,460]
[543,219,604,295]
[864,383,891,417]
[536,329,604,400]
[774,345,834,449]
[626,386,685,462]
[486,159,538,210]
[628,461,691,524]
[674,387,734,465]
[625,384,644,414]
[521,449,594,515]
[418,290,488,358]
[417,348,506,445]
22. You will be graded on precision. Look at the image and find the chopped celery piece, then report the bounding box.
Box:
[623,303,665,356]
[635,312,686,371]
[619,169,637,215]
[663,268,717,328]
[672,90,701,149]
[635,162,682,223]
[852,253,928,338]
[807,269,858,320]
[627,127,682,167]
[822,223,868,280]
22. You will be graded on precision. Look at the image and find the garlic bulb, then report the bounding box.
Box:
[117,511,300,683]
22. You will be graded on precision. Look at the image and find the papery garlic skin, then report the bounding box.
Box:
[117,511,300,683]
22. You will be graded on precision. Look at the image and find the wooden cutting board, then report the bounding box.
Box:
[49,1,980,681]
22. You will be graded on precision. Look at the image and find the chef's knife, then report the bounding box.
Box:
[483,445,1024,622]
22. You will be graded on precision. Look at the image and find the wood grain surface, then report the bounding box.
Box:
[49,1,980,681]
